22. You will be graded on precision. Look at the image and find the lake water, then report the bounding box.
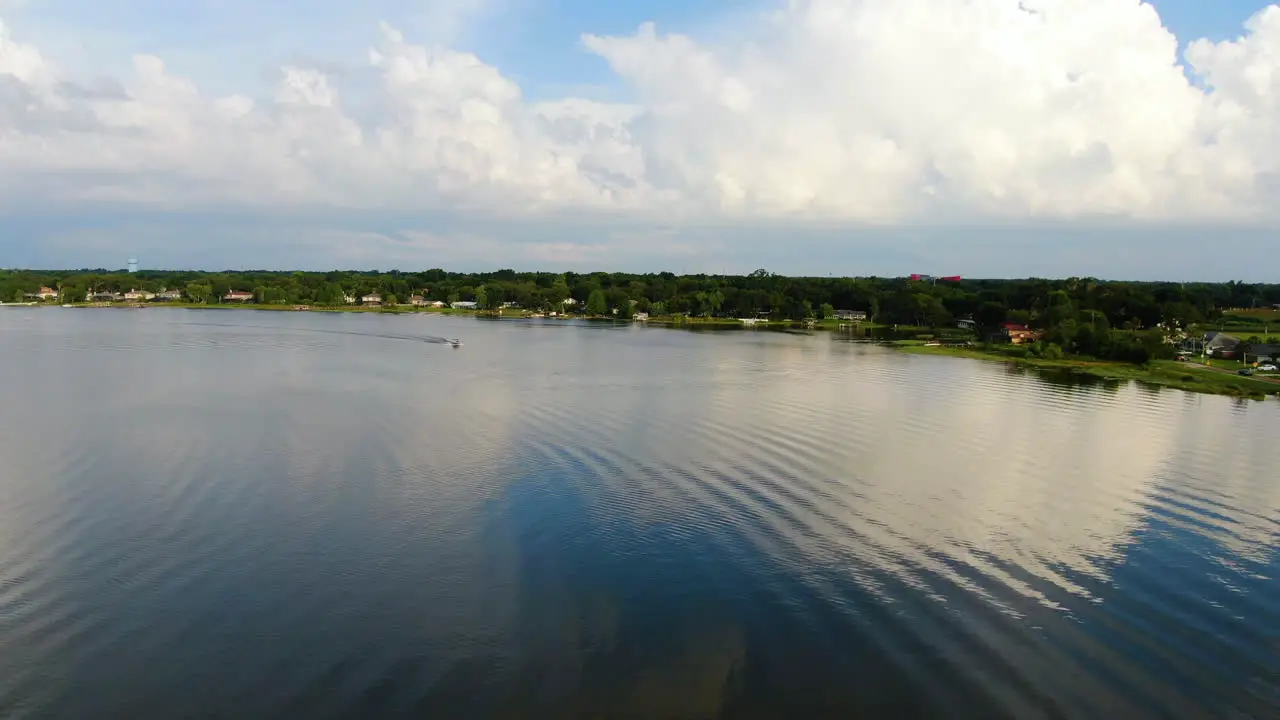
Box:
[0,308,1277,718]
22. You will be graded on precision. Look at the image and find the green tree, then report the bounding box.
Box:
[819,303,835,320]
[975,301,1007,332]
[586,289,607,316]
[1239,340,1253,365]
[317,282,345,305]
[475,286,489,310]
[186,282,212,304]
[383,293,398,306]
[706,289,725,316]
[1007,309,1033,326]
[547,275,571,309]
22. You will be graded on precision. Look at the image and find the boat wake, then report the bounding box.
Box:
[179,321,456,346]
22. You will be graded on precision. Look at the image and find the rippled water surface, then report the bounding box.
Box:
[1,309,1277,719]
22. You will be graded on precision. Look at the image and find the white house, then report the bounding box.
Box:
[123,289,156,301]
[1204,331,1240,358]
[451,301,478,309]
[361,293,382,305]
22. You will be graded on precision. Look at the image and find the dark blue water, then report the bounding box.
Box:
[0,308,1276,718]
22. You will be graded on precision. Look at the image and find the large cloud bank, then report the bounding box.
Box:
[2,0,1280,224]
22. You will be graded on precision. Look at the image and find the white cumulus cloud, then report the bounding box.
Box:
[2,1,1280,226]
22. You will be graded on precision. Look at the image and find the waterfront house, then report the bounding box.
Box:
[409,295,427,306]
[153,289,182,301]
[834,309,868,321]
[224,291,254,302]
[88,291,122,302]
[36,286,58,300]
[1204,331,1240,358]
[361,293,381,306]
[430,300,446,308]
[451,301,478,310]
[1247,343,1280,363]
[123,289,155,302]
[1000,323,1041,345]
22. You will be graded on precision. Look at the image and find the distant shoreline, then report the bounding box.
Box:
[10,301,1278,400]
[9,301,862,328]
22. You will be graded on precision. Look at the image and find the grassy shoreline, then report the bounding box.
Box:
[896,342,1280,400]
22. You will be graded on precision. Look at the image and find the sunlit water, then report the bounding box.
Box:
[0,309,1276,719]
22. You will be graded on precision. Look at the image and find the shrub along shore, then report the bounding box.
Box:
[894,342,1280,400]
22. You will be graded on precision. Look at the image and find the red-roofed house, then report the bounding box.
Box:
[1001,323,1041,345]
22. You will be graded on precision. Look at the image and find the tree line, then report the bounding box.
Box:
[4,268,1277,358]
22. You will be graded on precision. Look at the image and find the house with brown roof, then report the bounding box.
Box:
[223,291,254,302]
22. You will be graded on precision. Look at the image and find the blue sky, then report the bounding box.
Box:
[2,0,1279,278]
[10,0,1268,99]
[7,0,757,101]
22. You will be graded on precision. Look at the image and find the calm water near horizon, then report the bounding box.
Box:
[0,308,1277,718]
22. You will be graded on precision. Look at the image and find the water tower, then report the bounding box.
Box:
[128,257,138,273]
